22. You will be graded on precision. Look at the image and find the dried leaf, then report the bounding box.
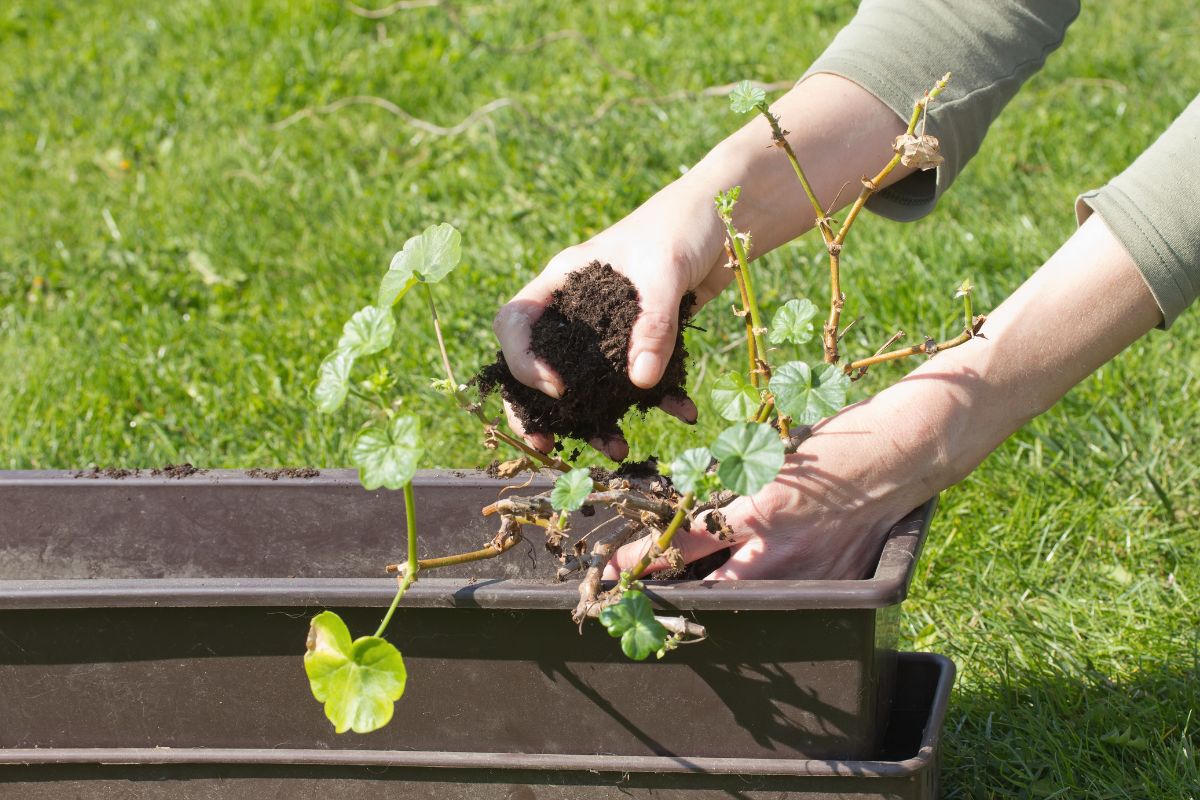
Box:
[704,510,736,541]
[892,133,943,171]
[545,525,567,559]
[495,457,531,479]
[664,547,685,569]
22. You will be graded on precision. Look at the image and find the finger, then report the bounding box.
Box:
[602,524,730,580]
[703,538,768,581]
[504,400,554,454]
[588,435,629,462]
[493,281,565,399]
[627,274,686,390]
[658,393,698,425]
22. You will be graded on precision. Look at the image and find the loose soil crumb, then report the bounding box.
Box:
[476,262,693,444]
[589,458,661,486]
[245,467,321,480]
[151,463,205,479]
[73,467,142,479]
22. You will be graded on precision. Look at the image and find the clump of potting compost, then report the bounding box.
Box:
[476,261,694,442]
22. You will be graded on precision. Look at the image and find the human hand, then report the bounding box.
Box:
[602,385,950,580]
[492,180,734,460]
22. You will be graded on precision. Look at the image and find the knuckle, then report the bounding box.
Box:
[492,305,512,336]
[636,310,677,342]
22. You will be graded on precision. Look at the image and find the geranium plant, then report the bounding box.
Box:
[303,73,982,733]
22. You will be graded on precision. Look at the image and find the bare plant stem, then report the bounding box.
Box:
[572,522,643,623]
[816,73,951,365]
[385,520,522,574]
[722,224,770,384]
[844,317,983,374]
[654,617,708,638]
[627,492,696,581]
[852,330,905,381]
[754,398,774,424]
[423,283,458,387]
[756,106,832,246]
[375,481,420,637]
[483,490,673,524]
[421,284,570,472]
[725,240,759,384]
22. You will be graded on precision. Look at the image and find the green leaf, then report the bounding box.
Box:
[729,80,766,114]
[710,372,760,421]
[376,223,462,307]
[351,416,423,490]
[313,350,354,413]
[769,361,850,425]
[669,447,713,497]
[598,590,669,661]
[769,298,819,345]
[551,467,593,512]
[337,305,396,357]
[305,611,408,734]
[714,186,741,222]
[710,422,784,496]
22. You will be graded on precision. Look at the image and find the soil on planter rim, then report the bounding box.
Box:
[73,467,143,479]
[245,467,321,480]
[476,262,694,443]
[152,463,205,479]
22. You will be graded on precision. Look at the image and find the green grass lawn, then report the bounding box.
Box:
[1,0,1197,795]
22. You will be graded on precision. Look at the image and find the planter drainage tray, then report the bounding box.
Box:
[0,470,936,765]
[0,652,953,799]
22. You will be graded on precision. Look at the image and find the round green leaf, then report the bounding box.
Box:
[669,447,713,497]
[551,467,593,512]
[376,223,462,307]
[710,372,760,422]
[352,416,423,490]
[769,361,850,425]
[313,350,354,414]
[729,80,766,114]
[710,422,785,496]
[598,590,669,661]
[304,611,408,734]
[769,298,819,346]
[337,305,396,357]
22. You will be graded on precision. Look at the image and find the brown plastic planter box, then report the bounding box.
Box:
[0,470,938,777]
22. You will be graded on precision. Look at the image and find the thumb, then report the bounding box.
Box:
[602,524,730,580]
[628,276,686,389]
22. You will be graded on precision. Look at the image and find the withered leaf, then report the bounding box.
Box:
[664,547,685,569]
[892,133,944,171]
[495,456,531,479]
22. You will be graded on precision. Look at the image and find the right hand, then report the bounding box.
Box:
[492,182,733,458]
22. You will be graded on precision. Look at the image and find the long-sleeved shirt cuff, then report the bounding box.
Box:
[800,0,1080,222]
[1076,94,1200,329]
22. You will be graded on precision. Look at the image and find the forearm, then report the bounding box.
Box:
[883,215,1161,493]
[681,73,915,257]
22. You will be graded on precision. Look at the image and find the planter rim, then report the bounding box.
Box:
[0,470,934,611]
[0,652,954,777]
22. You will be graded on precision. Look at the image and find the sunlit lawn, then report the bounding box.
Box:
[1,1,1197,795]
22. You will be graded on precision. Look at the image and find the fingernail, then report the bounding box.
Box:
[537,379,561,399]
[630,351,661,388]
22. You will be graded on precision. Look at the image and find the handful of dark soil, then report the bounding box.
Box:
[477,262,693,443]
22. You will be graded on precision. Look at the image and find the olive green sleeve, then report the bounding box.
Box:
[801,0,1080,222]
[1076,95,1200,328]
[803,1,1200,326]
